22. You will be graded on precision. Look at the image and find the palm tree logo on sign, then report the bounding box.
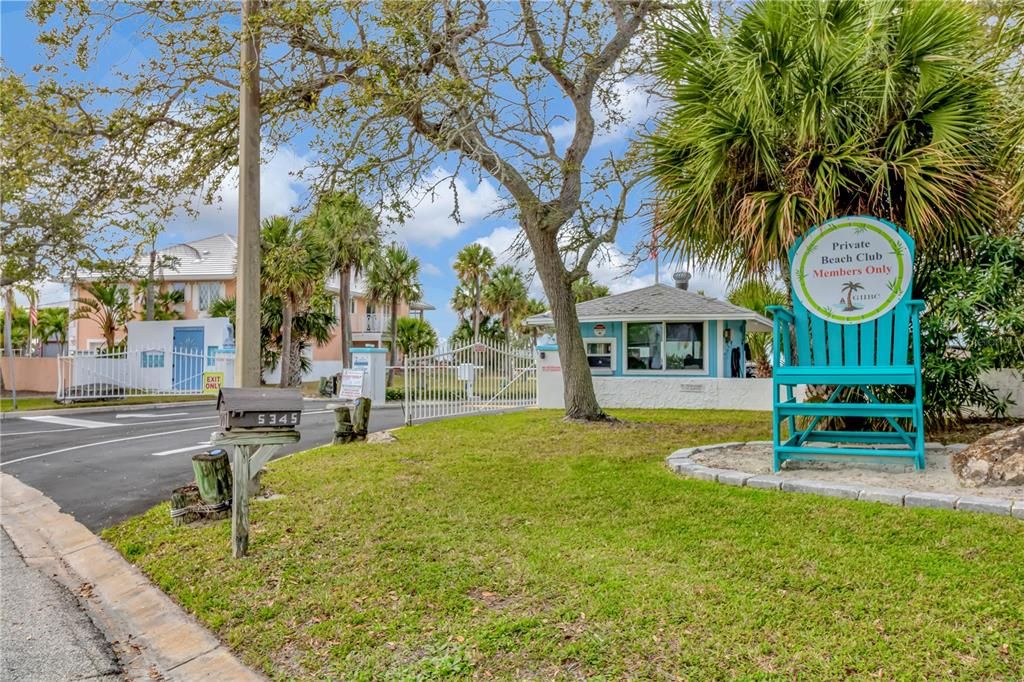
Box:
[791,216,913,325]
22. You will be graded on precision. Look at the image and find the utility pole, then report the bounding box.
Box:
[236,0,261,388]
[4,289,17,409]
[146,237,156,321]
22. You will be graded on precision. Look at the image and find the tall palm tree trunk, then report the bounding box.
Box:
[339,265,352,369]
[472,280,480,341]
[280,299,293,388]
[387,299,399,386]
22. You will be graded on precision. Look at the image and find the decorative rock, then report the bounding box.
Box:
[858,487,910,506]
[904,492,959,510]
[366,430,398,444]
[745,475,784,490]
[951,425,1024,488]
[955,496,1013,516]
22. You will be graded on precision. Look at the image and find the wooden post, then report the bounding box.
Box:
[192,450,231,505]
[353,398,371,439]
[170,485,203,526]
[231,445,250,558]
[333,406,354,444]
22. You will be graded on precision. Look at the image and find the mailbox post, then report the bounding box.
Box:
[214,388,302,557]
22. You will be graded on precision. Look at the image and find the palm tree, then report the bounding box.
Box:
[396,317,437,357]
[726,279,787,377]
[840,281,865,311]
[314,191,380,368]
[72,280,132,350]
[452,243,495,340]
[450,284,475,323]
[482,265,528,334]
[649,0,1022,279]
[517,298,549,348]
[572,275,610,303]
[365,243,422,376]
[210,289,337,386]
[36,307,68,354]
[261,216,330,387]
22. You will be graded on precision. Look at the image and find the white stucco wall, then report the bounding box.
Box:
[979,369,1024,418]
[536,347,793,411]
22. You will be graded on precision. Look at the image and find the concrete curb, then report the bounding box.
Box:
[665,442,1023,520]
[0,473,268,681]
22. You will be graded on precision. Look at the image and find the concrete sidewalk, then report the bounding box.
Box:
[1,528,121,681]
[1,473,268,681]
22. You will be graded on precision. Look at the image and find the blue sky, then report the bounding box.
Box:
[2,2,730,334]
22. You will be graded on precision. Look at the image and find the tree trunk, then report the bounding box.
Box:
[146,247,156,321]
[387,300,398,385]
[472,279,480,341]
[192,450,232,505]
[353,397,371,438]
[339,264,352,368]
[279,298,293,388]
[526,224,605,420]
[288,342,303,387]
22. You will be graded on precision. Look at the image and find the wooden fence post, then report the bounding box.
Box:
[231,445,250,558]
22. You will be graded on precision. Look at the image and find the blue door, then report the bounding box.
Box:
[172,327,204,391]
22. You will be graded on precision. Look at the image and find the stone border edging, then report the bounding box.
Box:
[0,472,269,681]
[665,441,1024,520]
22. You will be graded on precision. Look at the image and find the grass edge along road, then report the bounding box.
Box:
[1,394,214,413]
[105,409,1024,680]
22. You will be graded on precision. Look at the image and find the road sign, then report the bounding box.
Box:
[791,216,913,324]
[202,371,224,395]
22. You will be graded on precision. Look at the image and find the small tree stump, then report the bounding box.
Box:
[192,450,231,505]
[170,484,203,526]
[333,406,355,445]
[353,398,371,439]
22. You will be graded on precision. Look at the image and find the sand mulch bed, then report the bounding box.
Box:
[691,443,1024,501]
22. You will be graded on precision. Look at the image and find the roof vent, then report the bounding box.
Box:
[672,271,692,290]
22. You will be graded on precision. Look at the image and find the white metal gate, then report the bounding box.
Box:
[57,348,235,401]
[402,340,536,424]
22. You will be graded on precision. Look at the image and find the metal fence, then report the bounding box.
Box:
[57,347,235,401]
[402,339,536,424]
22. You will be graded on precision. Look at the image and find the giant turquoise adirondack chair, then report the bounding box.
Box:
[767,216,925,471]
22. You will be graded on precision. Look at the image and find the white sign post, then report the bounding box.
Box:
[791,216,912,324]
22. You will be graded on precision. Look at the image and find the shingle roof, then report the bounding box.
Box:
[525,284,772,331]
[78,234,238,281]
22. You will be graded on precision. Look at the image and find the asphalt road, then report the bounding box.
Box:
[0,401,407,531]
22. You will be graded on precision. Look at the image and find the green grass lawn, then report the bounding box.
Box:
[0,393,213,412]
[104,410,1023,680]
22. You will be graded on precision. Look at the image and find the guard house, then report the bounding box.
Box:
[526,273,781,410]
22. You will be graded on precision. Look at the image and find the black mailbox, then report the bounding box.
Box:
[217,388,303,431]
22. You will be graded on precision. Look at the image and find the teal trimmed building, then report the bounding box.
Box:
[526,274,771,380]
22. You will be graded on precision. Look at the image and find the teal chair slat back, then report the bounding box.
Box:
[787,220,916,369]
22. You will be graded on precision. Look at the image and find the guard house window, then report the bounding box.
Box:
[626,323,663,370]
[197,283,220,312]
[626,322,704,372]
[666,322,704,369]
[585,339,615,373]
[141,350,165,368]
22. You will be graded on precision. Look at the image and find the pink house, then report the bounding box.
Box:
[69,233,433,372]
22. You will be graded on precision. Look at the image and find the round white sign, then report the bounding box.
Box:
[791,216,913,325]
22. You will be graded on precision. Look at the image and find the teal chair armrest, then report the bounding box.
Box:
[766,305,794,322]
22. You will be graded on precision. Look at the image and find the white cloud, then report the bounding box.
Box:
[422,262,442,276]
[164,146,310,242]
[14,281,71,308]
[388,167,502,246]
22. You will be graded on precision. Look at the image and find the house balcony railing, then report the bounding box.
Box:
[361,313,390,333]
